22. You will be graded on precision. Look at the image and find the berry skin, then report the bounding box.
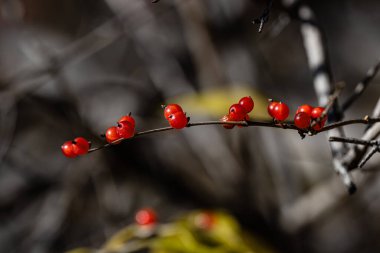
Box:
[229,104,247,121]
[61,141,77,158]
[311,107,327,131]
[311,107,325,119]
[168,112,188,129]
[267,101,279,118]
[72,137,90,155]
[296,104,314,116]
[312,118,327,131]
[273,102,289,121]
[117,121,135,139]
[118,115,135,128]
[105,126,122,144]
[294,112,311,129]
[135,208,157,226]
[221,114,234,129]
[194,211,215,230]
[239,96,254,113]
[164,104,183,120]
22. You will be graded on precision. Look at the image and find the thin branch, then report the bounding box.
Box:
[342,59,380,111]
[329,136,380,169]
[358,146,379,168]
[342,98,380,171]
[329,136,379,146]
[87,117,380,153]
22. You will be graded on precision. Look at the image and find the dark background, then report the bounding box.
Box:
[0,0,380,252]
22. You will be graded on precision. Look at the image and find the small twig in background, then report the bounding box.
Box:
[310,82,345,128]
[252,0,273,33]
[342,59,380,111]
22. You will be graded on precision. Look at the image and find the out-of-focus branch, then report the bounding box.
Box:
[282,0,354,193]
[252,0,273,33]
[342,59,380,111]
[1,17,124,97]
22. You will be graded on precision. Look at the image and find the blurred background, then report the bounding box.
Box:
[0,0,380,252]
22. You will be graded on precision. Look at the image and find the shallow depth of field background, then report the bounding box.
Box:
[1,0,380,252]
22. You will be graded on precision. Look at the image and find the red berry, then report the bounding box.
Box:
[164,104,183,120]
[61,141,77,158]
[117,121,135,139]
[294,112,311,129]
[118,115,136,128]
[267,101,279,118]
[239,96,254,113]
[135,208,157,226]
[311,107,325,119]
[273,102,289,121]
[313,118,327,131]
[168,112,188,129]
[72,137,90,155]
[229,104,247,121]
[194,211,215,230]
[296,104,313,116]
[221,114,234,129]
[310,107,327,131]
[105,126,122,144]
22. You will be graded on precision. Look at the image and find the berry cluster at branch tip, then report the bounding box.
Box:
[163,104,189,129]
[221,96,254,129]
[135,208,157,226]
[61,114,136,158]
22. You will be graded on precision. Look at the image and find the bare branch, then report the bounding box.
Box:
[86,117,380,154]
[358,146,379,168]
[329,136,379,146]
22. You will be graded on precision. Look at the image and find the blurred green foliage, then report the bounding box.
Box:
[67,210,275,253]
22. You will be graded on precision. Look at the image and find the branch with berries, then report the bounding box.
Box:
[61,93,380,170]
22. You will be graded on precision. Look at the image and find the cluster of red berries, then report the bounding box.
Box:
[267,100,326,130]
[61,114,136,158]
[221,96,254,129]
[105,115,136,144]
[61,137,90,158]
[294,104,327,130]
[163,104,189,129]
